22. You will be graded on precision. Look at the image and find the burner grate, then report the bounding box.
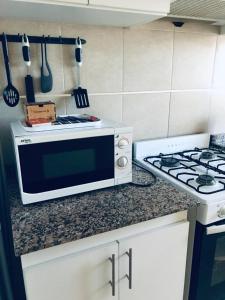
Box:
[200,151,215,160]
[144,148,225,195]
[160,157,180,167]
[180,148,225,176]
[196,174,216,186]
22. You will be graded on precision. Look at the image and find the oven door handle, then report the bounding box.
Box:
[206,224,225,235]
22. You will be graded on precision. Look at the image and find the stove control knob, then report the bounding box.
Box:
[218,207,225,218]
[118,138,129,149]
[117,156,128,168]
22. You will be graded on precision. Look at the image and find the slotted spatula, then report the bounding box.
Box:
[2,33,20,107]
[72,37,89,109]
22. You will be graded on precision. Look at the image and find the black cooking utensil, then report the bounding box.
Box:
[22,34,35,103]
[40,37,53,93]
[1,33,20,107]
[72,37,89,109]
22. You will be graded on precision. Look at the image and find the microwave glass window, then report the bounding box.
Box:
[18,135,114,193]
[43,149,96,179]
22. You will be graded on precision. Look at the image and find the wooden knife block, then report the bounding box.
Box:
[24,101,56,124]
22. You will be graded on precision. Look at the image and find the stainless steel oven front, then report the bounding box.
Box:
[11,121,132,204]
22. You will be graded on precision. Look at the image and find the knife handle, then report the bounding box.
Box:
[22,34,31,67]
[75,36,82,66]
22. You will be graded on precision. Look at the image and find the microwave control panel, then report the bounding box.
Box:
[114,128,132,185]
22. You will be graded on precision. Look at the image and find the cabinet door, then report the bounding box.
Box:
[23,242,118,300]
[44,0,88,4]
[31,0,88,4]
[89,0,170,13]
[57,0,88,4]
[119,221,189,300]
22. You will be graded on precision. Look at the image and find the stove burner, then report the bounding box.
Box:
[160,157,180,167]
[143,146,225,194]
[196,174,216,186]
[200,151,215,160]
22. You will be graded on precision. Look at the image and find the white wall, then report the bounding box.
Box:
[0,17,224,164]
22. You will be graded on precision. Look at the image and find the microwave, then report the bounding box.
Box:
[11,120,132,205]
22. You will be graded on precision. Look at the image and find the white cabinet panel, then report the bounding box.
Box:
[54,0,88,4]
[119,221,189,300]
[23,242,118,300]
[26,0,88,4]
[89,0,170,13]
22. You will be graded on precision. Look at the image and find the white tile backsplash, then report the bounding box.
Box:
[122,93,170,141]
[209,91,225,134]
[0,17,224,164]
[123,29,173,92]
[61,23,123,94]
[212,35,225,88]
[66,94,122,122]
[168,92,211,137]
[172,32,217,90]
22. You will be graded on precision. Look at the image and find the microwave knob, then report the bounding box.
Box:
[117,156,128,168]
[218,207,225,218]
[118,138,129,149]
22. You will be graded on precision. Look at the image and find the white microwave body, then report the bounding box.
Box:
[11,120,132,205]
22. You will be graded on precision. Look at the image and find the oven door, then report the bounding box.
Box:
[190,220,225,300]
[17,133,115,196]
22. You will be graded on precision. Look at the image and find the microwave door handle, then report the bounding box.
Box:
[206,224,225,235]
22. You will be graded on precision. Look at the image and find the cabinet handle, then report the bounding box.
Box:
[109,254,116,296]
[125,248,132,289]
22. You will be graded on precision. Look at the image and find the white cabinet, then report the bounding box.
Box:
[119,221,189,300]
[89,0,171,13]
[54,0,88,4]
[22,212,189,300]
[23,242,118,300]
[4,0,171,26]
[22,0,88,4]
[13,0,88,5]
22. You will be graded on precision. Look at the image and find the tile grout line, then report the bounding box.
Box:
[208,33,219,131]
[121,27,125,123]
[166,25,176,138]
[10,88,217,100]
[210,34,219,89]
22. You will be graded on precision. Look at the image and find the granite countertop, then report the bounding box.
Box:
[8,166,198,256]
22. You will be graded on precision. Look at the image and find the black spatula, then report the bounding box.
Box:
[22,34,35,103]
[72,37,89,109]
[1,33,20,107]
[40,37,53,93]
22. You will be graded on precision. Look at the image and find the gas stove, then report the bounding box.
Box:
[134,133,225,225]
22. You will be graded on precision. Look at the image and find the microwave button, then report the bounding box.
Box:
[117,156,128,168]
[118,138,129,149]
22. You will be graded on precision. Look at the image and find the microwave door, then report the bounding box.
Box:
[18,135,115,194]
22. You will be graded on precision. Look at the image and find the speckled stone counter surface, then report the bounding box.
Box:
[8,167,198,256]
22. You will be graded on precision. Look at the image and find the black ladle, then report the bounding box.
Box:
[1,33,20,107]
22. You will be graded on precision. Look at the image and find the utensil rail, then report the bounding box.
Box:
[0,34,86,45]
